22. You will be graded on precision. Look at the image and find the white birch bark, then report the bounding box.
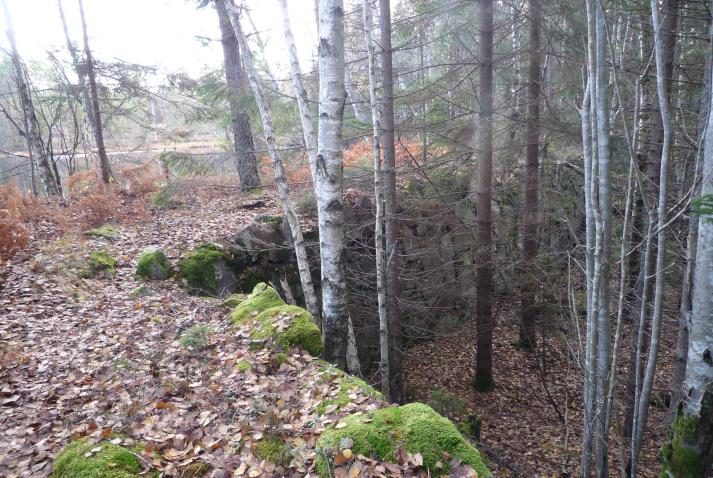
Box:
[225,0,320,324]
[316,0,349,369]
[362,0,389,399]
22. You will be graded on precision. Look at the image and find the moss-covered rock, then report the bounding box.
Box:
[253,435,290,465]
[221,293,247,308]
[230,283,285,322]
[178,244,236,296]
[316,403,490,477]
[315,361,383,415]
[85,224,121,240]
[231,284,323,356]
[50,438,154,478]
[136,248,172,280]
[80,251,117,278]
[129,285,155,299]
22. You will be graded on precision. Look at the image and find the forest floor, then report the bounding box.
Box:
[0,185,675,477]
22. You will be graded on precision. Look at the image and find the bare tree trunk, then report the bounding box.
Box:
[2,0,60,196]
[225,1,320,334]
[661,19,713,476]
[316,0,349,369]
[78,0,112,185]
[519,0,541,350]
[362,0,389,399]
[379,0,403,403]
[215,0,261,191]
[344,65,370,124]
[473,0,495,393]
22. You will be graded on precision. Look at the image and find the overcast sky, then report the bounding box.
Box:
[0,0,318,80]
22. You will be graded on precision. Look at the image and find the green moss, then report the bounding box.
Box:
[50,438,156,478]
[315,364,382,415]
[253,435,289,465]
[178,244,231,295]
[660,414,706,477]
[230,283,285,323]
[256,214,284,230]
[179,325,213,351]
[81,251,117,278]
[236,359,251,373]
[150,184,183,210]
[316,403,490,478]
[221,293,247,308]
[179,461,212,477]
[86,225,121,239]
[129,285,155,299]
[136,249,172,280]
[275,352,289,366]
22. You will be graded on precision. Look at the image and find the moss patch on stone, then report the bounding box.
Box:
[136,248,172,280]
[230,283,285,323]
[129,285,155,299]
[86,225,121,239]
[50,438,154,478]
[253,435,290,465]
[315,363,383,415]
[81,251,117,278]
[178,244,232,295]
[316,403,490,477]
[221,293,247,309]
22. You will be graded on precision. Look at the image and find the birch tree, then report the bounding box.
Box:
[661,18,713,475]
[1,0,61,196]
[78,0,112,185]
[214,0,261,191]
[361,0,389,398]
[316,0,349,369]
[223,0,319,326]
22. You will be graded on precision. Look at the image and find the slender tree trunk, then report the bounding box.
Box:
[225,1,320,332]
[316,0,349,369]
[79,0,112,185]
[474,0,495,393]
[519,0,541,350]
[661,19,713,476]
[379,0,403,403]
[215,0,261,191]
[344,65,370,124]
[362,0,389,399]
[2,0,60,196]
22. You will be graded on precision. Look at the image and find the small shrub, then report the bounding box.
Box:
[179,325,213,351]
[74,190,118,228]
[294,188,317,215]
[150,183,184,209]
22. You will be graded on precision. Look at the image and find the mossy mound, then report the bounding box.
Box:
[315,361,383,414]
[221,293,247,308]
[85,224,121,239]
[129,285,155,299]
[231,284,323,356]
[136,248,172,280]
[50,438,154,478]
[230,283,285,322]
[81,251,117,278]
[316,403,490,477]
[253,435,290,465]
[178,244,235,295]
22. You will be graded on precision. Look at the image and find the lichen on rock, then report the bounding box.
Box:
[230,283,323,356]
[136,248,172,280]
[50,438,154,478]
[85,224,121,240]
[316,403,490,477]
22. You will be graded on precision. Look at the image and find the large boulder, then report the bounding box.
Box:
[230,283,323,356]
[316,403,490,477]
[178,244,237,296]
[136,248,172,280]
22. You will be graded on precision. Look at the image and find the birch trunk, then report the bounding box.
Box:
[224,0,320,325]
[316,0,349,369]
[661,18,713,476]
[2,0,60,196]
[362,0,389,399]
[473,0,495,393]
[379,0,403,403]
[79,0,112,185]
[215,0,262,191]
